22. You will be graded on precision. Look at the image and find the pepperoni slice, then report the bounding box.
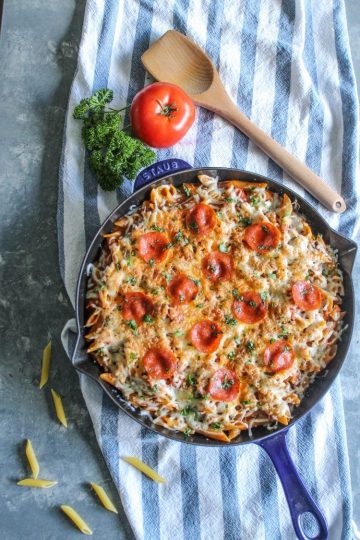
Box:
[186,203,217,236]
[142,347,177,380]
[208,368,240,402]
[123,292,154,324]
[138,232,169,263]
[232,291,267,324]
[190,320,223,353]
[167,274,199,305]
[202,252,234,282]
[292,281,322,311]
[244,222,280,252]
[264,340,295,373]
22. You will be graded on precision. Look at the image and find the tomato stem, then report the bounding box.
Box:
[156,99,177,118]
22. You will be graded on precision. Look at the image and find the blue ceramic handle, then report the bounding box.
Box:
[258,431,328,540]
[134,158,192,190]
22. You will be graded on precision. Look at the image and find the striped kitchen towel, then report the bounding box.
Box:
[58,1,359,539]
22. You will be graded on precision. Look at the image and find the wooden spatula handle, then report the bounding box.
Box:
[203,96,346,213]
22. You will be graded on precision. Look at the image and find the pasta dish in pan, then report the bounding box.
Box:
[85,175,344,441]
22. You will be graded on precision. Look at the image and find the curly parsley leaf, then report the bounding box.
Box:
[73,89,155,191]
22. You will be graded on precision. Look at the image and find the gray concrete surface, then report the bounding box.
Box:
[0,1,359,539]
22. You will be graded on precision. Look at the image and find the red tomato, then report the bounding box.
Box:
[244,222,281,252]
[130,83,196,148]
[232,291,267,324]
[138,232,169,263]
[142,347,177,379]
[292,281,322,311]
[263,340,295,373]
[202,252,234,282]
[123,292,154,324]
[167,274,199,305]
[186,203,217,237]
[208,368,240,402]
[190,320,223,353]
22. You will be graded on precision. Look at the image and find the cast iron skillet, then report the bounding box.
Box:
[72,159,357,540]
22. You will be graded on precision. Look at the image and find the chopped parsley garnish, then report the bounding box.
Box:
[186,373,196,386]
[178,293,185,302]
[232,288,240,299]
[126,320,138,334]
[129,352,138,360]
[148,258,155,267]
[196,303,204,308]
[218,243,229,253]
[183,427,192,437]
[173,330,184,337]
[181,405,198,419]
[269,338,276,344]
[126,276,137,285]
[143,314,154,323]
[246,340,255,352]
[191,278,200,286]
[151,225,165,232]
[249,195,260,207]
[227,351,235,360]
[202,393,210,400]
[183,185,191,197]
[260,291,268,303]
[150,288,159,295]
[189,221,198,232]
[268,273,276,280]
[208,264,217,274]
[221,375,234,390]
[278,325,288,338]
[225,315,237,326]
[248,300,257,308]
[234,337,241,346]
[225,197,237,203]
[216,211,224,219]
[209,422,222,430]
[262,225,269,233]
[241,400,253,405]
[115,262,121,271]
[174,230,183,243]
[163,272,172,282]
[239,215,251,226]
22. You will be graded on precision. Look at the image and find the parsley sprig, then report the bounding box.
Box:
[73,89,155,191]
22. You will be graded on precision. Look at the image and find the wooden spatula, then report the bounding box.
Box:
[141,30,346,213]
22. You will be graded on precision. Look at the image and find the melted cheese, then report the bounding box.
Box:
[85,176,344,439]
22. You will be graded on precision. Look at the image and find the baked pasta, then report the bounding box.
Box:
[85,175,345,442]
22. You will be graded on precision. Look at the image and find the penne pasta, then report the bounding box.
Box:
[25,439,39,479]
[60,505,93,535]
[51,388,68,428]
[17,478,57,488]
[122,456,166,483]
[39,340,52,389]
[90,482,118,514]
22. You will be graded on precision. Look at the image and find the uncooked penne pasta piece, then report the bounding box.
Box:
[122,456,166,483]
[17,478,57,488]
[51,388,68,427]
[60,505,93,535]
[90,482,118,514]
[25,439,39,479]
[39,340,52,389]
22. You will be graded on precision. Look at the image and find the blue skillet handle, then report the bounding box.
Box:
[258,431,328,540]
[134,158,193,190]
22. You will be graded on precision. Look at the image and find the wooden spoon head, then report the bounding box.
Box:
[141,30,216,97]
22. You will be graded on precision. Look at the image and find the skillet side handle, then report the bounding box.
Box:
[134,158,192,190]
[258,432,328,540]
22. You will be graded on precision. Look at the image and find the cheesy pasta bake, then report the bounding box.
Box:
[85,175,344,442]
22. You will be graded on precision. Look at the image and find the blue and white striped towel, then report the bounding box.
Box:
[58,1,359,538]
